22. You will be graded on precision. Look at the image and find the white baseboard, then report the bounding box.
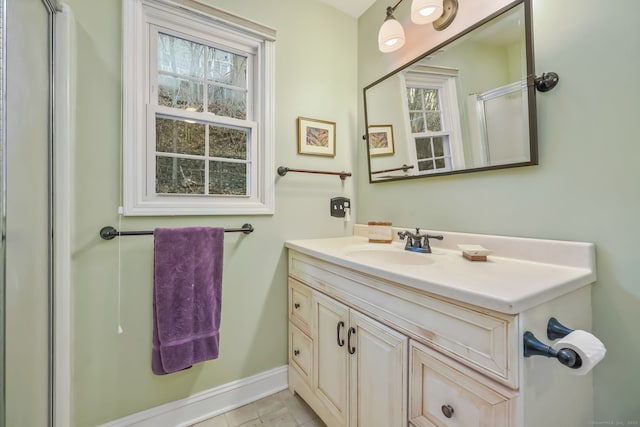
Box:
[99,366,288,427]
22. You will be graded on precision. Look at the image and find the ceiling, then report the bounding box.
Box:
[316,0,376,17]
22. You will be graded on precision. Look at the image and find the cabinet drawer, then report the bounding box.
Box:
[289,278,312,334]
[409,341,515,427]
[289,323,313,384]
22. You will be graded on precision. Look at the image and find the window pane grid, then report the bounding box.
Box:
[407,81,454,173]
[157,32,248,119]
[407,86,444,133]
[415,136,451,172]
[155,114,251,196]
[155,32,252,197]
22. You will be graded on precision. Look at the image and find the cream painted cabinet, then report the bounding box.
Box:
[287,247,595,427]
[409,340,514,427]
[289,278,407,427]
[348,308,408,427]
[313,291,349,425]
[289,278,313,387]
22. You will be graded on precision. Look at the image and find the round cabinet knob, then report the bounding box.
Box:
[294,303,300,309]
[441,404,454,418]
[294,349,300,356]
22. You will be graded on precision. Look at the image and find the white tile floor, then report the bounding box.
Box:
[190,389,326,427]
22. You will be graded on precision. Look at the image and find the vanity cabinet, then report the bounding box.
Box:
[287,234,596,427]
[289,278,407,427]
[287,253,514,427]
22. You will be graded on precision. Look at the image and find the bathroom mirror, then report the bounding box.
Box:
[364,0,537,182]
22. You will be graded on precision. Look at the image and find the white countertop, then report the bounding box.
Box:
[285,228,596,314]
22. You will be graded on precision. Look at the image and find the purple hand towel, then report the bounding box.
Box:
[152,227,224,375]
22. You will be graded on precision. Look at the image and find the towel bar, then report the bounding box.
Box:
[99,224,254,240]
[371,164,414,175]
[277,166,351,180]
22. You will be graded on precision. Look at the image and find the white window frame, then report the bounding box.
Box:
[400,66,465,174]
[123,0,275,215]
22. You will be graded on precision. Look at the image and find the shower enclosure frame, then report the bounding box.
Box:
[0,0,5,421]
[1,0,68,426]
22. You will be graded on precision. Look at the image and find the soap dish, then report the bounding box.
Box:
[458,244,493,261]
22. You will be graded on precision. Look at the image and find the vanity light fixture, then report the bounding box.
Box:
[378,0,459,53]
[378,5,406,52]
[411,0,443,24]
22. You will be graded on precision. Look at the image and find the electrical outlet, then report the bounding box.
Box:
[330,197,350,218]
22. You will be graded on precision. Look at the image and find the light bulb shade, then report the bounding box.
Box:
[411,0,443,24]
[378,17,405,53]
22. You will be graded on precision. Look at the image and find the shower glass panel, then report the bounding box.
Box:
[0,0,4,422]
[2,0,54,425]
[482,85,529,165]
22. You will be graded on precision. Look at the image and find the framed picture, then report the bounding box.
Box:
[297,116,336,157]
[368,124,395,157]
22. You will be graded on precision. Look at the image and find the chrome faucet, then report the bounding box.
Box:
[398,228,444,253]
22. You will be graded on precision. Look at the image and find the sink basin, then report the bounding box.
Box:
[344,246,435,266]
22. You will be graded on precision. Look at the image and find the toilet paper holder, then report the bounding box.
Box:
[523,317,583,369]
[547,316,575,340]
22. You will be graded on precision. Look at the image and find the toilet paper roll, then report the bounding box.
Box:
[552,330,606,375]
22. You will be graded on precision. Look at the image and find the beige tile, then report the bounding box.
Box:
[282,393,318,425]
[193,390,324,427]
[300,419,327,427]
[190,414,228,427]
[275,389,295,400]
[260,406,298,427]
[224,403,259,427]
[253,393,285,417]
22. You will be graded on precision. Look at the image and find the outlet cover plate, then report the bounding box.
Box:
[330,197,350,218]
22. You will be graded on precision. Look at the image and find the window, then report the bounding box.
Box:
[123,0,275,215]
[402,67,465,175]
[406,87,452,172]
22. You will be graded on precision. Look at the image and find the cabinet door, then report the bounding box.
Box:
[409,341,514,427]
[349,310,408,427]
[313,292,350,426]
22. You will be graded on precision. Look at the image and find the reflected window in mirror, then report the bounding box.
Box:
[402,67,464,174]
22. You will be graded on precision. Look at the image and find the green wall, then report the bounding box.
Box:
[66,0,356,425]
[357,0,640,422]
[66,0,640,424]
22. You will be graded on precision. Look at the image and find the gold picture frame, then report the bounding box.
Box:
[297,116,336,157]
[368,124,395,157]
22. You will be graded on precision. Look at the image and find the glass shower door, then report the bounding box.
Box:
[2,0,54,425]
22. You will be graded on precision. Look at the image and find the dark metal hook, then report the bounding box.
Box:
[534,72,560,92]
